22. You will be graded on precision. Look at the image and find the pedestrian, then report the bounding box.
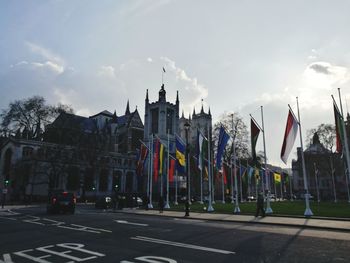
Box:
[255,192,265,217]
[158,195,164,213]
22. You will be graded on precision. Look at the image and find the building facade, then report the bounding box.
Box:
[0,102,144,201]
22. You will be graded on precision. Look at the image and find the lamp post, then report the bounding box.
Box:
[184,121,191,217]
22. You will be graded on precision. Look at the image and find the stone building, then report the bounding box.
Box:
[291,133,347,200]
[0,102,144,201]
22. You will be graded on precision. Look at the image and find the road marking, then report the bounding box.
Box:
[70,224,112,233]
[0,216,17,221]
[131,236,236,255]
[22,216,45,225]
[115,220,149,227]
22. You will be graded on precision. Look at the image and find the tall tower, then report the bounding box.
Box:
[144,85,179,153]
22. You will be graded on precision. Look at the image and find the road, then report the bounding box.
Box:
[0,204,349,263]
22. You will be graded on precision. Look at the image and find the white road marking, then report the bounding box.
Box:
[22,216,45,225]
[0,216,17,221]
[131,236,236,255]
[115,220,149,227]
[70,224,112,233]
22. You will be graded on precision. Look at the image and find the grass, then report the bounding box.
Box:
[166,200,350,218]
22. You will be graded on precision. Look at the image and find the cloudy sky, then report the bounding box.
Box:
[1,0,350,167]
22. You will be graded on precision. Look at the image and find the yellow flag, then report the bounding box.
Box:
[274,173,281,183]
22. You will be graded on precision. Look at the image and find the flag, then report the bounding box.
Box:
[255,168,260,180]
[248,166,254,180]
[153,138,160,181]
[169,156,176,183]
[176,135,186,174]
[274,173,281,184]
[216,125,230,169]
[197,130,207,170]
[333,102,344,153]
[136,142,148,176]
[223,163,228,185]
[281,109,299,164]
[159,142,165,176]
[204,166,209,181]
[251,118,260,162]
[163,67,166,73]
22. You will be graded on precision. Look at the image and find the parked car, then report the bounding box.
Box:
[47,191,76,214]
[95,196,114,209]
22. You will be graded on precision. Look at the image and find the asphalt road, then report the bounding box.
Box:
[0,204,349,263]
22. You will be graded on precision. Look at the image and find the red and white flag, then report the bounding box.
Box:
[280,109,299,164]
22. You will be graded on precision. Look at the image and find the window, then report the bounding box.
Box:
[22,147,33,158]
[151,108,159,134]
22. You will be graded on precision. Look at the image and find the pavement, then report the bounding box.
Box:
[1,204,350,232]
[117,208,350,232]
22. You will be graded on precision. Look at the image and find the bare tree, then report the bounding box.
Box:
[213,112,250,163]
[306,123,335,151]
[0,96,73,138]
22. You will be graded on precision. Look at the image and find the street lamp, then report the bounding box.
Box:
[184,121,191,217]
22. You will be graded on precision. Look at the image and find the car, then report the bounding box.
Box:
[47,191,76,214]
[95,196,113,209]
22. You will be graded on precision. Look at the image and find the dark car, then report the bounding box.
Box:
[95,196,113,209]
[47,191,76,214]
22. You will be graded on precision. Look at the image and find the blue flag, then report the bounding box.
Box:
[175,135,186,174]
[216,125,230,169]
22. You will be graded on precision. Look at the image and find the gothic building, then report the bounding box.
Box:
[0,102,144,201]
[292,133,347,200]
[144,84,179,152]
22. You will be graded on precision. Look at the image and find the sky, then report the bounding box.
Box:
[1,0,350,168]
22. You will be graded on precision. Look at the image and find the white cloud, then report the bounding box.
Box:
[31,61,64,74]
[147,57,153,62]
[25,41,65,66]
[98,65,116,78]
[160,56,208,115]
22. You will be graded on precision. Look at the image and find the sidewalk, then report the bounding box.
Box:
[118,208,350,232]
[2,204,349,232]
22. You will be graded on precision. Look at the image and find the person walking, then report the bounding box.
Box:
[255,192,265,217]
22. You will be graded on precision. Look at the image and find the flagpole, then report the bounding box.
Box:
[165,131,170,209]
[200,162,204,204]
[148,134,154,209]
[231,160,234,203]
[188,156,191,205]
[289,173,293,201]
[295,97,313,216]
[260,106,272,213]
[175,170,178,205]
[273,174,277,200]
[337,88,350,195]
[313,163,320,203]
[147,141,150,201]
[222,165,225,204]
[329,155,337,203]
[232,116,240,213]
[207,122,214,212]
[239,160,243,203]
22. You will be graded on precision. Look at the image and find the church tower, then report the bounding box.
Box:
[144,84,179,152]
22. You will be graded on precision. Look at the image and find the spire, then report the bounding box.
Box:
[200,105,204,114]
[145,89,149,102]
[125,100,130,115]
[193,107,196,116]
[208,107,211,116]
[176,90,179,104]
[181,110,185,118]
